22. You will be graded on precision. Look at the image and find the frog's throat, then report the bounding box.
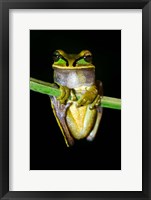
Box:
[53,67,95,88]
[52,65,95,70]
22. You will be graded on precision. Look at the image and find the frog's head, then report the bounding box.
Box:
[52,49,95,69]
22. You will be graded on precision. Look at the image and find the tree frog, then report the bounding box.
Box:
[50,50,103,147]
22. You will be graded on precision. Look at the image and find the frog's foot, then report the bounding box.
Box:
[86,107,103,141]
[89,94,102,110]
[76,85,98,107]
[89,80,103,110]
[51,97,74,146]
[57,85,70,104]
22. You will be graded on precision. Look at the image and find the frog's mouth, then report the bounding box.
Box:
[52,65,95,70]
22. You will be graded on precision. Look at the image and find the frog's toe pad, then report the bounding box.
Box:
[89,95,101,110]
[86,134,95,142]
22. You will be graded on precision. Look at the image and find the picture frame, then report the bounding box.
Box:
[0,0,150,199]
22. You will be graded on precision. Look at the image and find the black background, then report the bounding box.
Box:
[30,30,121,170]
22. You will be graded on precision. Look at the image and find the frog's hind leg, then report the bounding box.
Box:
[50,96,74,147]
[86,107,103,141]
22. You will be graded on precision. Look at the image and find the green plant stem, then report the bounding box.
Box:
[30,77,121,110]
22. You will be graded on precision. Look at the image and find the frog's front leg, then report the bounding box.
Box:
[76,81,103,108]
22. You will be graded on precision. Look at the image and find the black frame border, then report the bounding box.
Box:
[0,0,151,199]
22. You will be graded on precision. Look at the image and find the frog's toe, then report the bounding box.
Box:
[57,85,65,100]
[89,95,101,110]
[57,85,70,104]
[76,97,89,107]
[87,134,94,142]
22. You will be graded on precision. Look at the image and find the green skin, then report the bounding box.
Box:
[50,50,103,147]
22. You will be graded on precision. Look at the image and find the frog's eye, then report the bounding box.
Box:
[74,54,92,66]
[53,50,69,66]
[83,55,92,63]
[53,51,62,62]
